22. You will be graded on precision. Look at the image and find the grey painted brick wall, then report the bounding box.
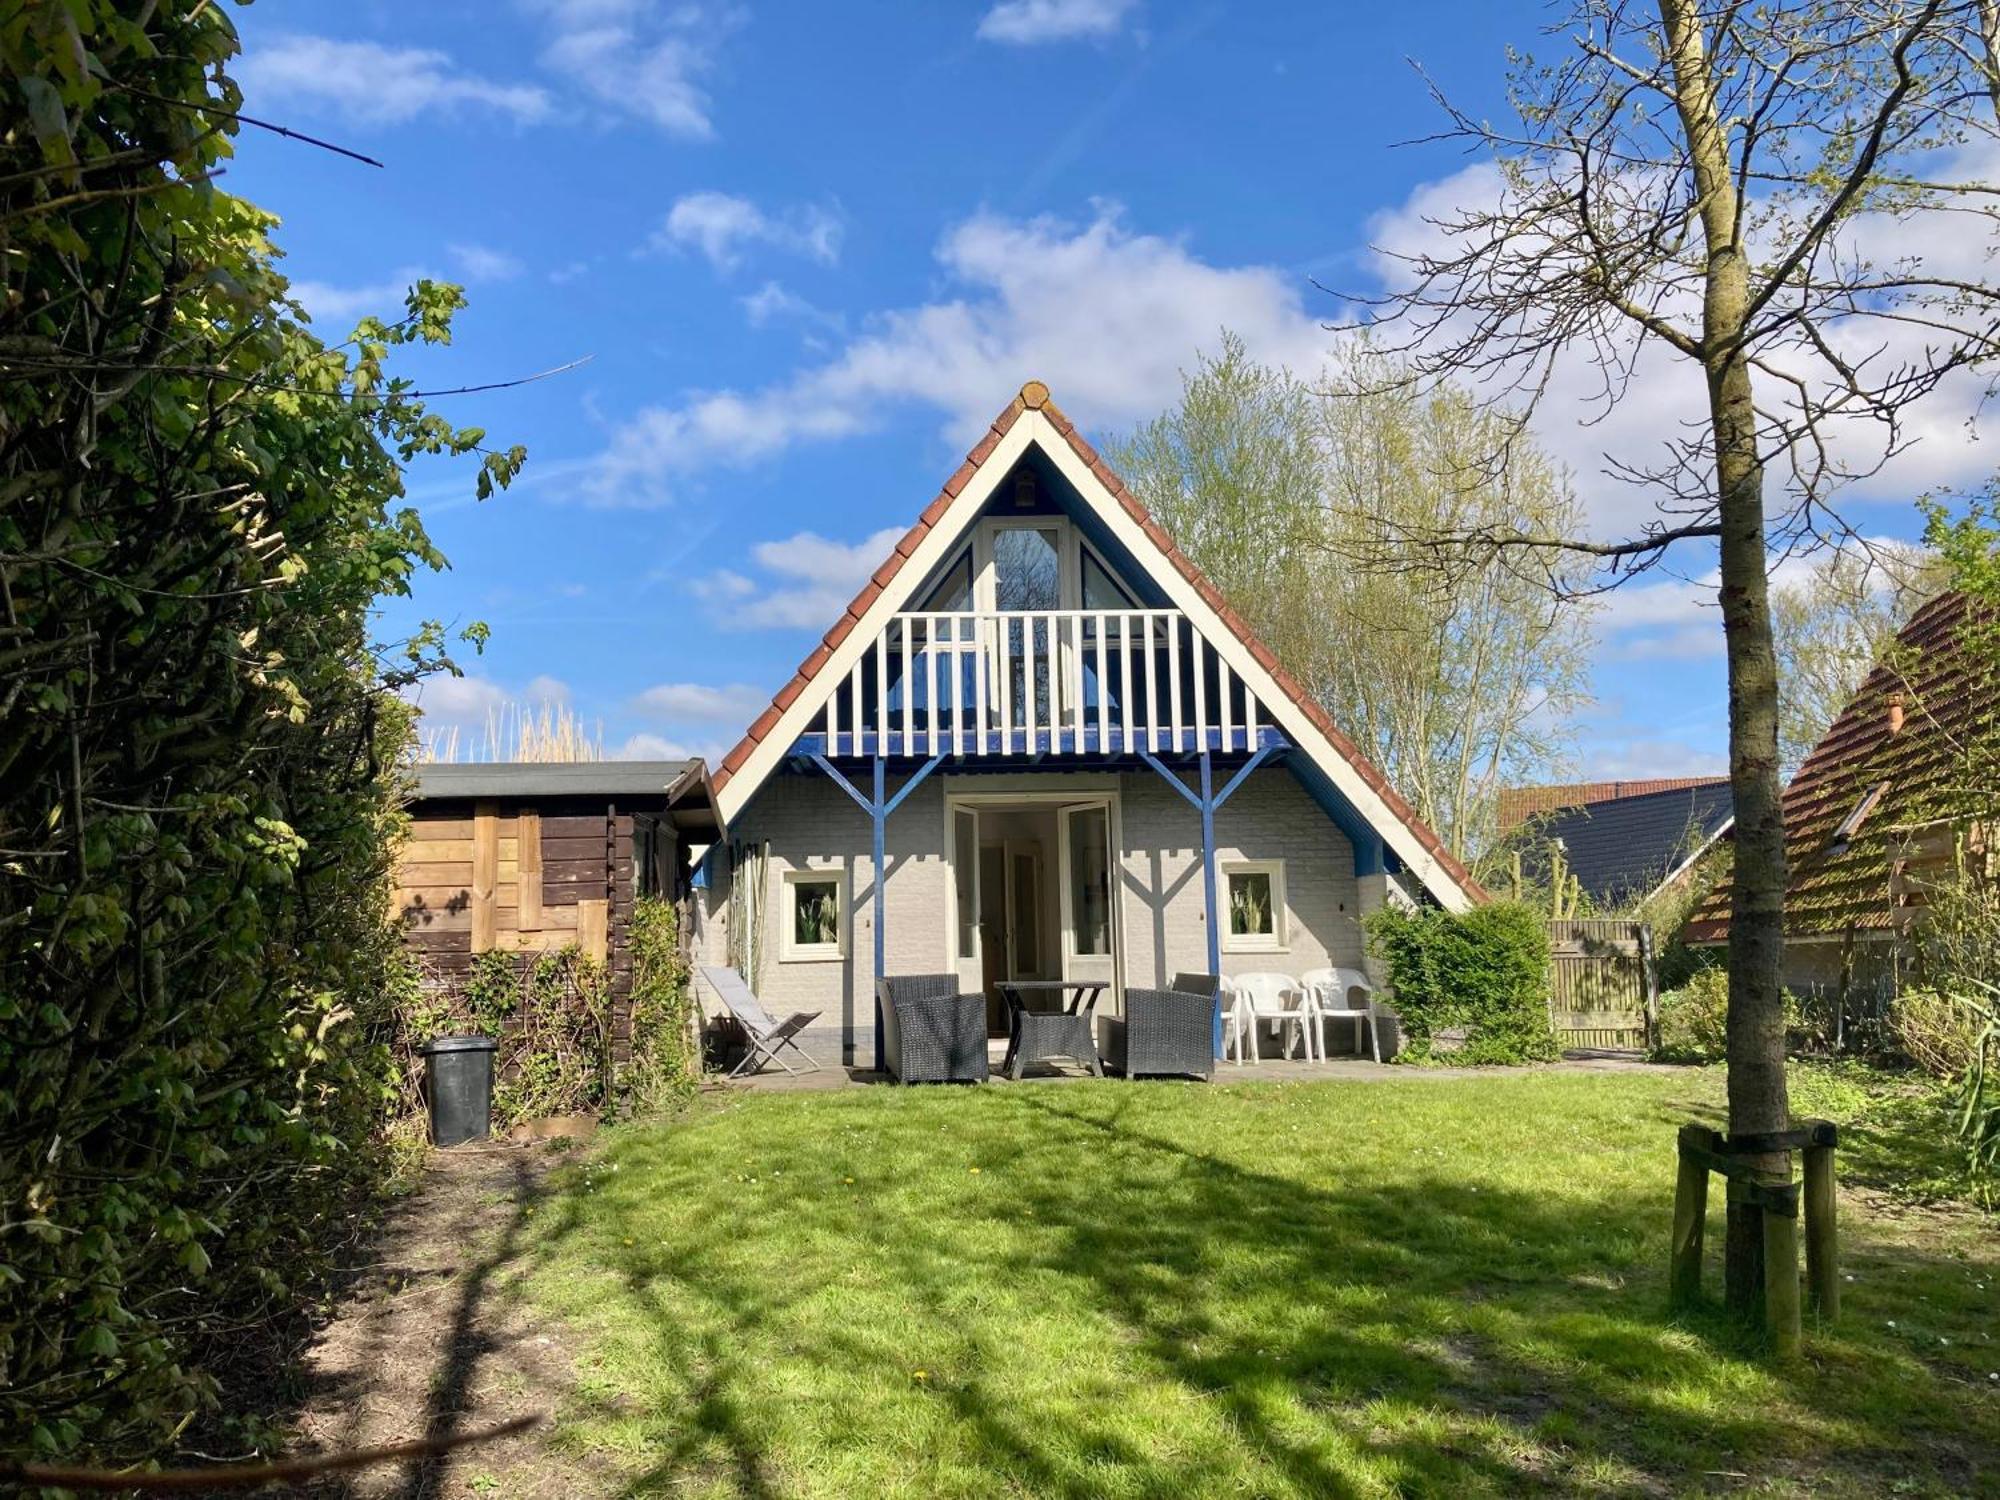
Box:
[695,763,1367,1065]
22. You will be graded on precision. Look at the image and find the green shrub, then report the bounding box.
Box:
[1654,968,1732,1062]
[1891,986,1986,1079]
[1364,901,1559,1064]
[1653,968,1803,1063]
[0,10,518,1466]
[625,896,702,1110]
[393,947,611,1128]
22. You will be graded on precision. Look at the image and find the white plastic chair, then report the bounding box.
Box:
[1299,966,1377,1060]
[1224,972,1315,1062]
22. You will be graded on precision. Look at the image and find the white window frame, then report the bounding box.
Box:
[1222,859,1288,953]
[779,867,848,962]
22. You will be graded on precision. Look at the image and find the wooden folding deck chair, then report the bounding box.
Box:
[699,966,823,1078]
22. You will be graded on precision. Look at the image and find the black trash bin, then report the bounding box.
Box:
[418,1034,498,1147]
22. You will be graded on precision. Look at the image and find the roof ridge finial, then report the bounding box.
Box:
[1019,379,1050,409]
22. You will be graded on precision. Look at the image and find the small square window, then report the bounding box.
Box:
[781,869,846,961]
[1223,861,1287,952]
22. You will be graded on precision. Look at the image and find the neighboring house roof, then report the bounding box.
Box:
[710,380,1484,909]
[1496,776,1729,834]
[1515,781,1735,909]
[411,759,723,835]
[1685,590,1988,945]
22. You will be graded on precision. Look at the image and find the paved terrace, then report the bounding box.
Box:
[711,1046,1669,1094]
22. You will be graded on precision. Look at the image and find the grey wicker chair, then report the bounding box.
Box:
[877,973,989,1083]
[1099,984,1217,1080]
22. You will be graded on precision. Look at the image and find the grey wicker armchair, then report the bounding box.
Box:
[877,973,989,1083]
[1099,984,1218,1080]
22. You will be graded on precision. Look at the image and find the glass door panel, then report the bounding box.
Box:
[1058,802,1116,992]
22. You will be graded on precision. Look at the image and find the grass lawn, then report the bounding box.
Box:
[520,1068,1998,1498]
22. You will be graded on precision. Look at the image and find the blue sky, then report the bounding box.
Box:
[228,1,1963,778]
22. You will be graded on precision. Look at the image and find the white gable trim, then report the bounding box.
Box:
[714,411,1475,910]
[1028,416,1472,909]
[716,416,1039,824]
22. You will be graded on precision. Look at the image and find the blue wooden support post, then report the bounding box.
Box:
[810,750,947,1074]
[1137,742,1275,1059]
[1199,751,1221,1056]
[872,755,887,1072]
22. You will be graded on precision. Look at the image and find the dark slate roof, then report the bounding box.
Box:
[409,761,724,837]
[1522,781,1735,908]
[1687,590,1990,943]
[412,760,701,800]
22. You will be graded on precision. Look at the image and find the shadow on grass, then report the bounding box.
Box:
[506,1081,1994,1498]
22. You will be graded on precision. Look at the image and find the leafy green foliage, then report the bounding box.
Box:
[623,896,701,1111]
[392,948,610,1129]
[1364,901,1559,1064]
[1108,335,1594,858]
[0,4,517,1466]
[1654,968,1803,1064]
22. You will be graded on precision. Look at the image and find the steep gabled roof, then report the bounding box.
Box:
[1497,777,1729,835]
[1516,781,1734,908]
[1686,590,1992,944]
[711,381,1485,908]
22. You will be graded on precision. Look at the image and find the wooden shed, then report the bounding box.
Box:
[395,760,723,1066]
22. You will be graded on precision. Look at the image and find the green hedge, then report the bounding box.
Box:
[0,8,518,1468]
[1365,901,1560,1064]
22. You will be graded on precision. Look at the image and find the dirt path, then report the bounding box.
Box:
[289,1143,608,1500]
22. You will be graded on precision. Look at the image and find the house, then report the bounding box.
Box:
[692,380,1484,1070]
[1684,591,1993,1010]
[1496,777,1730,836]
[1501,779,1733,911]
[395,760,722,1071]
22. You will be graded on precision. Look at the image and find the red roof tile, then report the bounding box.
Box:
[711,383,1486,903]
[1496,777,1729,834]
[1686,591,1992,944]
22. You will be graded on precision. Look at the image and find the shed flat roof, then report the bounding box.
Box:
[409,761,724,837]
[412,760,700,800]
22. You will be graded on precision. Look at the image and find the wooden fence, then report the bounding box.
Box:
[1548,918,1656,1052]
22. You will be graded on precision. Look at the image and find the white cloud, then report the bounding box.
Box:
[691,526,906,631]
[633,682,771,721]
[288,268,426,324]
[582,204,1331,504]
[652,192,842,272]
[449,243,526,282]
[527,0,739,138]
[614,731,732,761]
[1363,156,1999,543]
[1572,736,1728,779]
[741,281,846,343]
[408,673,511,727]
[978,0,1137,44]
[239,36,551,126]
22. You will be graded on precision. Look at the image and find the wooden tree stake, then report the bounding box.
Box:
[1762,1196,1802,1358]
[1803,1139,1839,1321]
[1670,1123,1712,1308]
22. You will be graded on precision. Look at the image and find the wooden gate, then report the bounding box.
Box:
[1548,919,1655,1052]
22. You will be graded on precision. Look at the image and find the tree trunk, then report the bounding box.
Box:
[1660,0,1793,1320]
[1713,345,1792,1317]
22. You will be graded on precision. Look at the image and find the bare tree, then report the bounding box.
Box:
[1339,0,2000,1319]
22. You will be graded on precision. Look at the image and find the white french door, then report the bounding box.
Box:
[951,804,982,995]
[1057,800,1116,991]
[976,520,1071,735]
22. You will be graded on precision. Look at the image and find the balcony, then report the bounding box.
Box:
[807,609,1271,760]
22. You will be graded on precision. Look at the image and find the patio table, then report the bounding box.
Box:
[997,979,1106,1079]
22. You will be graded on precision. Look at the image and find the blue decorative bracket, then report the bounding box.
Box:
[811,751,947,1072]
[1137,743,1275,1056]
